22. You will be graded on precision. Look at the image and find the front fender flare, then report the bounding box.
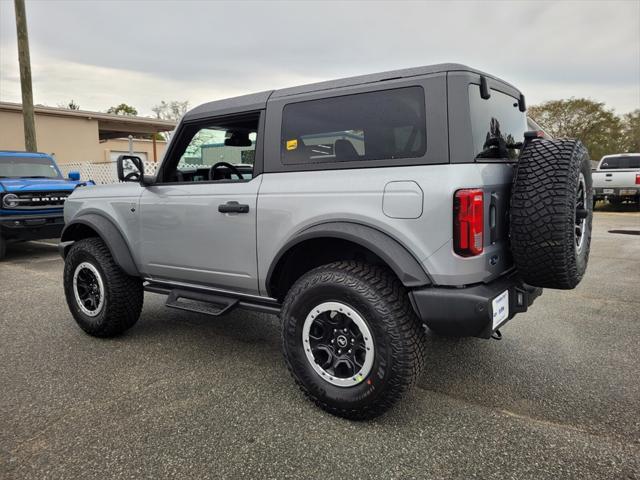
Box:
[60,213,139,277]
[266,221,432,293]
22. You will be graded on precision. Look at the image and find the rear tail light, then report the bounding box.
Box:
[524,130,545,139]
[454,189,484,257]
[635,174,640,185]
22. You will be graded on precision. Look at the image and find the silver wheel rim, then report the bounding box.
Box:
[575,173,587,253]
[302,301,375,388]
[73,262,105,317]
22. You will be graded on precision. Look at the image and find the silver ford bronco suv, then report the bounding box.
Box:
[60,64,592,419]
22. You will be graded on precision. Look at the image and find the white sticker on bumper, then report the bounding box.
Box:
[492,290,509,330]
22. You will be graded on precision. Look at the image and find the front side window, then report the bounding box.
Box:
[469,85,527,160]
[164,113,259,183]
[0,156,62,179]
[281,87,426,164]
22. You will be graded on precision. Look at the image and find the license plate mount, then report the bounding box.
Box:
[492,290,509,330]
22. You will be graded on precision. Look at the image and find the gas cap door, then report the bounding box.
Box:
[382,181,423,219]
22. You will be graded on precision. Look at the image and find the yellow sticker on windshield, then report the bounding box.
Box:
[286,139,298,151]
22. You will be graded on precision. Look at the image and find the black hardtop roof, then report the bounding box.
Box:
[184,63,516,121]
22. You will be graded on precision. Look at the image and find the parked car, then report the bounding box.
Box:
[592,153,640,206]
[0,151,93,259]
[59,64,592,419]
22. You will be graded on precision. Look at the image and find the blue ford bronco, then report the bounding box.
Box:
[0,151,93,259]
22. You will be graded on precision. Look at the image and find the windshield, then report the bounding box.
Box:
[599,155,640,169]
[0,156,62,179]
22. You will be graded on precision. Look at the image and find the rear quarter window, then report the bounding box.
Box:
[281,86,426,164]
[469,85,527,161]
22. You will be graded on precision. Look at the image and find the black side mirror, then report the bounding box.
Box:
[117,155,144,183]
[140,174,155,186]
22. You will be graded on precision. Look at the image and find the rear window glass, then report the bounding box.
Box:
[469,85,527,160]
[281,87,426,164]
[599,156,640,169]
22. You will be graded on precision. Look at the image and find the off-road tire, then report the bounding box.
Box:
[281,261,425,420]
[0,236,6,260]
[63,237,143,337]
[510,138,592,289]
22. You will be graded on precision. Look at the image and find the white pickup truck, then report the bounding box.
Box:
[592,153,640,206]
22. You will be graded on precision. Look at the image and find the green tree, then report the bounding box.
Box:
[106,103,138,116]
[620,109,640,153]
[528,98,623,161]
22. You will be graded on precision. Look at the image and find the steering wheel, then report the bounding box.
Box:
[124,171,140,182]
[209,162,244,181]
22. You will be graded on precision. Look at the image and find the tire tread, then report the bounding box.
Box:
[510,139,591,289]
[281,261,425,420]
[64,237,143,337]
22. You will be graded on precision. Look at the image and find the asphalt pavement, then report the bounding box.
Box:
[1,212,639,479]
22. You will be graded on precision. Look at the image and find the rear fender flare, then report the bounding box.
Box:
[266,221,432,295]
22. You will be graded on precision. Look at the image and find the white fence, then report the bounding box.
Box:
[59,161,160,184]
[59,161,229,184]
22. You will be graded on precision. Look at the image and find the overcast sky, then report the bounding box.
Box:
[0,0,638,117]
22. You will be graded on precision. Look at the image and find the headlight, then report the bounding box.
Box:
[2,193,19,208]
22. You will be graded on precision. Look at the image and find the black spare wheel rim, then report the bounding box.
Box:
[575,172,588,253]
[302,301,375,387]
[73,261,105,317]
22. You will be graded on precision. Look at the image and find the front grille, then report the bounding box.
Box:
[3,191,71,210]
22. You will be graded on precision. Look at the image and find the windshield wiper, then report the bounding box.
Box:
[18,176,53,179]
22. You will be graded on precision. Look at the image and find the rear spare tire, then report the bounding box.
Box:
[510,138,592,289]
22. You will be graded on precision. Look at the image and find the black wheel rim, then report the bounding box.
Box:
[73,262,105,316]
[302,302,374,387]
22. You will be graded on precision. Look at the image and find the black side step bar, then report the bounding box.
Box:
[146,282,281,316]
[166,289,239,317]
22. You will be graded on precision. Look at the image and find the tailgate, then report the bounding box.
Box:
[593,170,638,188]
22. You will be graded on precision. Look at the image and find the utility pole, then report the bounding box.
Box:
[14,0,37,152]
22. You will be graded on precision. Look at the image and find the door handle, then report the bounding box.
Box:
[218,201,249,214]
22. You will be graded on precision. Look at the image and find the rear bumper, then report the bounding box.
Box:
[0,213,64,241]
[409,272,542,338]
[594,187,639,197]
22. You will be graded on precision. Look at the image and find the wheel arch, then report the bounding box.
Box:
[265,222,431,300]
[60,214,140,277]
